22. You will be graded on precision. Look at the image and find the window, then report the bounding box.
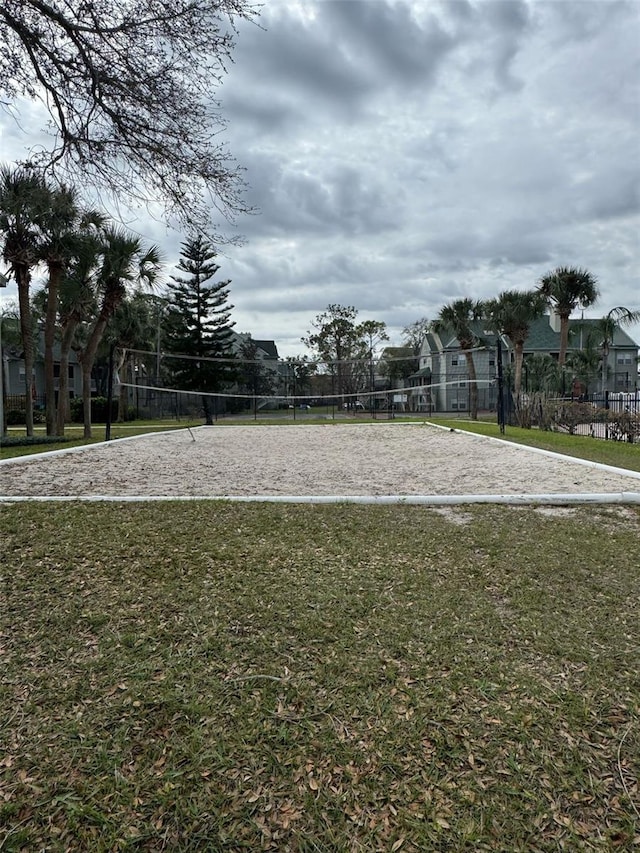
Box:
[451,355,459,366]
[459,381,466,388]
[451,402,458,409]
[489,357,495,367]
[55,364,75,378]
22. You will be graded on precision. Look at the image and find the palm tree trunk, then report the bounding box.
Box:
[514,341,524,396]
[44,263,64,436]
[16,267,35,437]
[79,308,112,438]
[464,349,479,420]
[558,314,570,366]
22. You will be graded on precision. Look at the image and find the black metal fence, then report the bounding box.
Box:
[512,390,640,443]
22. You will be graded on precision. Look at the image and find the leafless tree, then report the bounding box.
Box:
[1,0,257,229]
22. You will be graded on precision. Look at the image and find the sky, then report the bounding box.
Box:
[1,0,639,357]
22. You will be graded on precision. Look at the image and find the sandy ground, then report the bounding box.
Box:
[1,423,639,499]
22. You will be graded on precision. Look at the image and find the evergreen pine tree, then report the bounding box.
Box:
[165,236,237,424]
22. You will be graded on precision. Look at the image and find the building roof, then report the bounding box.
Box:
[409,366,432,379]
[521,316,639,352]
[427,322,500,351]
[380,346,415,360]
[253,339,279,359]
[569,319,638,347]
[425,315,639,354]
[232,332,280,359]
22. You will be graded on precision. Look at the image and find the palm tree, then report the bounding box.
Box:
[77,228,161,437]
[431,299,484,420]
[591,307,640,393]
[538,266,599,366]
[484,290,546,395]
[55,239,102,434]
[0,166,50,435]
[525,354,564,393]
[565,334,600,395]
[39,186,106,435]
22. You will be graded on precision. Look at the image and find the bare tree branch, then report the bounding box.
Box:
[1,0,258,231]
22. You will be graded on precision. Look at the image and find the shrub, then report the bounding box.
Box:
[6,409,45,425]
[70,396,118,423]
[0,435,72,448]
[6,409,25,426]
[547,401,598,435]
[607,410,640,443]
[513,392,549,429]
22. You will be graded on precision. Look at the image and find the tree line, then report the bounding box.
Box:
[427,272,638,419]
[0,167,254,436]
[300,271,639,420]
[2,172,638,434]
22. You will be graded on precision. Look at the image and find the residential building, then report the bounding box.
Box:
[3,337,83,410]
[413,313,639,414]
[409,327,499,413]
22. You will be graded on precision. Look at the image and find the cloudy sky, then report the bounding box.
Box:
[1,0,639,356]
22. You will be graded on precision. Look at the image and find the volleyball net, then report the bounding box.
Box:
[115,346,498,419]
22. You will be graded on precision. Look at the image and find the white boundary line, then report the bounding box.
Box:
[1,493,639,504]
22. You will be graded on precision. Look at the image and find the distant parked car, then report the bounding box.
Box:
[343,401,365,410]
[298,404,311,410]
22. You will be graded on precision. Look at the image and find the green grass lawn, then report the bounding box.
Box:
[1,501,639,851]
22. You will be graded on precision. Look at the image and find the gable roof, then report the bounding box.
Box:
[433,321,500,351]
[231,332,280,359]
[252,339,279,359]
[568,319,638,348]
[409,366,432,379]
[520,316,639,351]
[380,346,415,360]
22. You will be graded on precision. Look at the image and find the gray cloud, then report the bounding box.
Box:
[1,0,639,353]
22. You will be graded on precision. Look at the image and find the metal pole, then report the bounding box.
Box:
[0,313,4,439]
[0,273,7,439]
[496,337,505,435]
[369,349,374,419]
[105,342,115,441]
[156,302,162,382]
